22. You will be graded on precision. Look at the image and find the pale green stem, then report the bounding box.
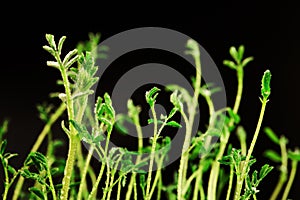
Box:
[233,68,243,114]
[226,165,234,200]
[207,128,230,200]
[47,167,57,200]
[207,66,243,200]
[134,179,138,200]
[117,177,122,200]
[106,155,123,200]
[88,163,105,200]
[77,145,95,200]
[2,157,9,200]
[126,115,143,200]
[12,103,66,200]
[253,194,257,200]
[149,155,164,199]
[178,48,202,200]
[270,138,288,200]
[192,165,203,200]
[234,98,268,200]
[281,160,298,200]
[88,127,112,200]
[177,112,191,200]
[145,106,158,200]
[156,175,163,200]
[54,50,78,200]
[60,134,78,200]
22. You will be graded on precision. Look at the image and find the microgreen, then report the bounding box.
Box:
[0,33,298,200]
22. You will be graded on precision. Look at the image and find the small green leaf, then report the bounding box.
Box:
[264,127,279,144]
[223,60,236,70]
[45,34,56,50]
[29,187,45,200]
[166,121,182,128]
[168,107,178,119]
[4,153,18,160]
[43,45,55,56]
[50,167,60,176]
[238,45,245,61]
[261,70,272,99]
[229,46,239,63]
[246,175,252,189]
[0,139,7,155]
[7,165,17,175]
[145,87,160,107]
[93,135,104,143]
[264,150,281,163]
[236,126,246,143]
[288,150,300,161]
[0,120,9,141]
[63,49,78,65]
[140,174,146,197]
[259,164,273,180]
[65,55,79,69]
[241,56,254,67]
[57,36,66,55]
[185,39,200,58]
[252,170,258,185]
[228,108,240,124]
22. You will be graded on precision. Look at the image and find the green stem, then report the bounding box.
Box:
[270,138,288,200]
[233,68,244,114]
[12,103,66,200]
[177,113,191,200]
[281,160,298,200]
[177,41,202,200]
[207,128,230,200]
[77,145,95,200]
[55,49,77,200]
[47,167,57,200]
[88,163,105,200]
[88,126,112,200]
[149,156,164,199]
[145,106,158,200]
[156,175,163,200]
[117,177,122,200]
[60,134,78,200]
[207,67,243,200]
[2,161,9,200]
[234,98,268,200]
[134,178,138,200]
[125,114,143,200]
[192,164,203,200]
[253,194,257,200]
[226,165,234,200]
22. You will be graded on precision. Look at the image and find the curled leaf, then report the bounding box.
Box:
[261,70,272,99]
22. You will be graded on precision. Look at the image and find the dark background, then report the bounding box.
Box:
[0,2,299,199]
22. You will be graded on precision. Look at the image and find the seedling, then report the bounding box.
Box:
[0,33,298,200]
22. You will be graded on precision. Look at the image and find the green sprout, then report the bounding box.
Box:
[0,33,298,200]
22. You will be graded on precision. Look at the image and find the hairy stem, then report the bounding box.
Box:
[126,114,143,200]
[12,103,66,200]
[234,98,268,200]
[117,177,122,200]
[192,164,204,200]
[145,106,158,200]
[207,66,243,200]
[270,138,288,200]
[177,113,191,200]
[281,159,298,200]
[226,165,234,200]
[88,163,105,200]
[60,135,78,200]
[77,145,95,200]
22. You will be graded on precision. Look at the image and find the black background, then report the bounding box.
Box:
[0,2,299,199]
